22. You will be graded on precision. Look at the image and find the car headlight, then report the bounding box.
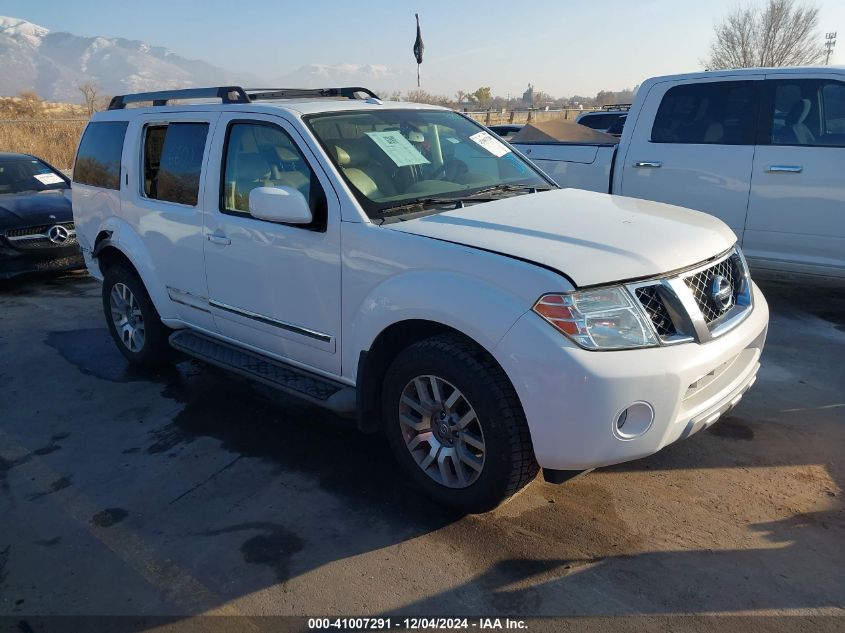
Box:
[532,286,658,350]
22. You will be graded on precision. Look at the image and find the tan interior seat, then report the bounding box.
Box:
[333,140,397,199]
[702,122,724,143]
[779,99,815,145]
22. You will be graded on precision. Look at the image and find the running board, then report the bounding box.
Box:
[169,330,356,414]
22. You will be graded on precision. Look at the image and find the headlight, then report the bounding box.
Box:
[532,286,658,350]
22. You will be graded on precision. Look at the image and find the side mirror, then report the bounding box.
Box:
[248,186,312,224]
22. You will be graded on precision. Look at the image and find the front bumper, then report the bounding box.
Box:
[493,282,769,470]
[0,242,85,279]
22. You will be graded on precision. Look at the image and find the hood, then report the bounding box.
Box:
[0,189,73,231]
[385,189,737,287]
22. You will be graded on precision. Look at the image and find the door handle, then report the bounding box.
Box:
[633,161,662,168]
[767,165,803,173]
[206,233,231,246]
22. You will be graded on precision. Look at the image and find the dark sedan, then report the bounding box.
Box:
[0,153,84,279]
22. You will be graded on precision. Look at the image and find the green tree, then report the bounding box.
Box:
[472,86,492,105]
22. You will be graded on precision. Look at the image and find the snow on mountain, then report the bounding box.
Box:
[0,17,453,104]
[0,16,250,101]
[0,16,49,46]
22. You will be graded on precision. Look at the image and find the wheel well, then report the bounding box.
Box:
[95,240,136,278]
[356,320,493,433]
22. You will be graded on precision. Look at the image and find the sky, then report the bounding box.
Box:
[3,0,845,98]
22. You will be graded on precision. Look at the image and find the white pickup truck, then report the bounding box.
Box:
[513,66,845,280]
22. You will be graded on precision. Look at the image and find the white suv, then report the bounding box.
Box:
[72,86,769,512]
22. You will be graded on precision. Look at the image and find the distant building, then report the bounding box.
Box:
[522,83,534,106]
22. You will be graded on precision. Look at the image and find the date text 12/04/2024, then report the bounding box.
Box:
[307,618,528,630]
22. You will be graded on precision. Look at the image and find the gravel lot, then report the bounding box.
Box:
[0,273,843,629]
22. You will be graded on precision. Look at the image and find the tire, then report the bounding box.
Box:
[381,333,538,513]
[102,264,172,368]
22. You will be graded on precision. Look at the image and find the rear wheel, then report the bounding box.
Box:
[102,265,172,368]
[382,333,538,513]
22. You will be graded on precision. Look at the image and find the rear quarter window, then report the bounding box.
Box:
[73,121,129,190]
[148,122,209,206]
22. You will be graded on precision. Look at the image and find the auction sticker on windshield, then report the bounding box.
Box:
[33,173,64,185]
[469,131,511,157]
[365,131,430,167]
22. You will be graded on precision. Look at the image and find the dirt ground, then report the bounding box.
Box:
[0,273,842,631]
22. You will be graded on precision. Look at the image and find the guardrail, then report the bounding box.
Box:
[462,109,587,126]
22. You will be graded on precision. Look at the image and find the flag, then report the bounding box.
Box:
[413,13,424,86]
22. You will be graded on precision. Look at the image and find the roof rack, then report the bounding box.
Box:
[600,103,631,111]
[107,85,380,110]
[108,87,250,110]
[245,87,380,101]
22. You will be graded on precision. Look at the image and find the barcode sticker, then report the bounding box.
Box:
[34,173,64,185]
[469,131,511,157]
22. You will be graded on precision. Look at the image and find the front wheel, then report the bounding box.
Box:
[102,264,172,368]
[382,333,538,513]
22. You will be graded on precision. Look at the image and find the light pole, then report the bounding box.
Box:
[825,32,837,65]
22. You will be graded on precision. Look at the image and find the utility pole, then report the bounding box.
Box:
[825,32,837,65]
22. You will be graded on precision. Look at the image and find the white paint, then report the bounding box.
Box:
[72,94,770,476]
[515,66,845,280]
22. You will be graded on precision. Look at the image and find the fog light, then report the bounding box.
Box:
[614,402,654,440]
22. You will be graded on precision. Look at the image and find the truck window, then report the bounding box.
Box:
[142,122,209,206]
[221,122,326,230]
[765,79,845,147]
[73,121,129,190]
[651,81,757,145]
[578,113,623,131]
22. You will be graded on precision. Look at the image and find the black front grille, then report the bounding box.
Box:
[5,222,74,238]
[684,255,742,324]
[636,285,676,337]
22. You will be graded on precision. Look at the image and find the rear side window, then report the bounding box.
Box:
[764,79,845,147]
[651,81,757,145]
[142,122,209,205]
[74,121,128,189]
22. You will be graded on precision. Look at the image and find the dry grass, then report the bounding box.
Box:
[0,95,88,170]
[0,119,87,170]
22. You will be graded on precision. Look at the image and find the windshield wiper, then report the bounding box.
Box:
[375,185,555,222]
[463,184,554,197]
[377,197,464,219]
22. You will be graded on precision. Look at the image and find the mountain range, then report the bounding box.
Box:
[0,16,428,103]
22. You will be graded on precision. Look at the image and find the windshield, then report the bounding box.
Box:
[0,158,68,195]
[305,109,552,218]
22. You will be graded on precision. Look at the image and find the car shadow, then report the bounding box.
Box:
[3,275,843,622]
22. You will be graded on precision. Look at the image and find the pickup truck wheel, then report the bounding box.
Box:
[382,333,538,513]
[102,265,172,368]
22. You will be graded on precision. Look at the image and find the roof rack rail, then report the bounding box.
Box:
[108,86,250,110]
[600,103,631,111]
[245,86,380,101]
[107,86,381,110]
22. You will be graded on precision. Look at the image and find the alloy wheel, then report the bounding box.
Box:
[109,282,145,353]
[398,374,486,488]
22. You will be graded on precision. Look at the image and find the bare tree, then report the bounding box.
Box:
[78,82,100,117]
[17,90,44,118]
[706,0,825,69]
[405,89,450,106]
